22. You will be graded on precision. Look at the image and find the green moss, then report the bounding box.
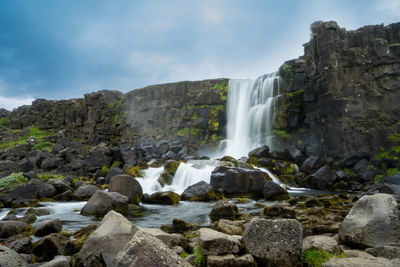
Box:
[110,161,121,169]
[191,112,200,120]
[304,249,346,267]
[379,112,390,120]
[0,117,10,128]
[212,80,229,102]
[272,129,291,139]
[386,168,399,176]
[0,126,56,150]
[389,133,400,143]
[101,165,110,172]
[0,172,27,187]
[33,141,53,152]
[298,128,307,133]
[112,114,119,122]
[282,63,295,88]
[285,89,304,97]
[374,174,384,183]
[177,128,190,137]
[194,243,205,267]
[191,128,200,136]
[180,252,188,259]
[38,173,64,181]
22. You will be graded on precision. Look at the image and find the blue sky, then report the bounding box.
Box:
[0,0,399,110]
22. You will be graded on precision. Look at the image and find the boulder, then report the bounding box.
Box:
[198,228,241,255]
[322,256,397,267]
[41,157,62,171]
[382,173,400,185]
[47,178,73,194]
[263,181,289,200]
[181,181,223,201]
[140,228,186,248]
[109,174,143,204]
[339,193,400,248]
[216,219,244,235]
[143,191,180,205]
[164,160,180,175]
[343,152,370,168]
[248,146,270,158]
[263,204,296,219]
[155,140,170,154]
[210,166,270,197]
[300,156,322,174]
[302,235,340,254]
[365,246,400,259]
[105,167,124,184]
[73,184,99,200]
[207,254,256,267]
[34,218,62,237]
[0,244,28,267]
[33,233,67,262]
[0,221,28,238]
[243,218,303,266]
[9,237,31,253]
[81,191,129,216]
[157,170,173,187]
[116,230,186,266]
[306,165,336,190]
[209,200,238,221]
[39,255,72,267]
[77,210,138,266]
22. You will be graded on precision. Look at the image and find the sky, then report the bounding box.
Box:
[0,0,399,110]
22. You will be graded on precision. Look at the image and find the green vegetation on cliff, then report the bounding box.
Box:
[0,126,56,150]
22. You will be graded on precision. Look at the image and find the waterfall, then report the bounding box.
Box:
[222,73,281,158]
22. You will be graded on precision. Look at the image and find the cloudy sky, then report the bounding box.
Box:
[0,0,399,110]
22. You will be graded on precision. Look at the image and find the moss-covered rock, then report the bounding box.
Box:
[144,191,181,205]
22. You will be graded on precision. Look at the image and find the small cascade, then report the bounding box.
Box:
[136,167,165,194]
[222,73,282,158]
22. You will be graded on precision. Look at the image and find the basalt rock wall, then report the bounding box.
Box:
[275,21,400,158]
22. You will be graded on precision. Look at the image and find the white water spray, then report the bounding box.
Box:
[222,73,281,158]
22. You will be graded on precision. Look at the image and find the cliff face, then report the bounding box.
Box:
[8,79,228,147]
[276,21,400,158]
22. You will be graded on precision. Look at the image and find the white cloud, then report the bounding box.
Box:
[377,0,400,16]
[0,95,34,111]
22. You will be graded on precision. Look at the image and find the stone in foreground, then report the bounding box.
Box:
[207,254,256,267]
[243,218,303,267]
[0,244,28,267]
[81,191,128,216]
[322,256,398,267]
[339,193,400,248]
[302,235,340,254]
[198,228,241,255]
[116,230,186,267]
[77,210,138,266]
[209,200,238,221]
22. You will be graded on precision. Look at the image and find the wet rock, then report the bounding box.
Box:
[116,230,186,267]
[164,160,180,175]
[343,152,370,168]
[155,140,170,154]
[243,218,303,267]
[306,165,336,190]
[73,184,99,200]
[209,200,238,221]
[39,255,72,267]
[77,210,138,266]
[54,190,73,201]
[248,146,270,158]
[216,219,244,235]
[339,193,400,248]
[181,181,223,201]
[26,207,52,216]
[210,166,270,197]
[168,218,198,233]
[207,254,256,267]
[9,237,31,253]
[300,156,322,174]
[382,173,400,185]
[140,228,187,248]
[81,191,129,216]
[143,191,180,205]
[0,221,28,238]
[0,244,28,267]
[264,203,296,219]
[34,218,62,237]
[157,170,173,187]
[263,181,289,200]
[365,246,400,259]
[109,174,143,204]
[198,228,241,255]
[33,233,67,262]
[302,235,340,254]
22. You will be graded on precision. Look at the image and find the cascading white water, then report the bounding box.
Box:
[222,73,281,158]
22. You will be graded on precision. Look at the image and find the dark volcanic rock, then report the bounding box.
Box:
[143,191,180,205]
[209,200,238,221]
[109,174,143,204]
[81,191,129,216]
[210,166,271,197]
[73,184,99,200]
[181,181,223,201]
[262,181,289,200]
[34,218,62,237]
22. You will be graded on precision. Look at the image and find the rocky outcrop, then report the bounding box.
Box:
[276,21,400,158]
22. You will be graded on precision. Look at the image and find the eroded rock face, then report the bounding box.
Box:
[116,230,186,267]
[0,244,28,267]
[340,193,400,248]
[77,210,138,266]
[243,218,303,267]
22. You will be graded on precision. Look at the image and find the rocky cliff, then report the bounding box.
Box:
[276,21,400,158]
[7,79,228,147]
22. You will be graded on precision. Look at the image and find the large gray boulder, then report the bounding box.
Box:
[34,218,62,237]
[302,235,340,254]
[73,184,99,200]
[116,230,186,266]
[243,218,303,267]
[77,210,138,266]
[140,228,186,248]
[339,193,400,248]
[39,255,72,267]
[33,233,67,262]
[198,228,241,255]
[0,221,28,238]
[0,244,28,267]
[81,191,128,216]
[109,174,143,204]
[365,246,400,259]
[263,181,289,200]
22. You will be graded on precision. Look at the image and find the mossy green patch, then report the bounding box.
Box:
[272,129,291,139]
[0,126,56,150]
[374,174,383,183]
[38,173,64,181]
[303,249,346,267]
[0,117,10,128]
[386,168,399,176]
[194,243,205,267]
[0,172,27,187]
